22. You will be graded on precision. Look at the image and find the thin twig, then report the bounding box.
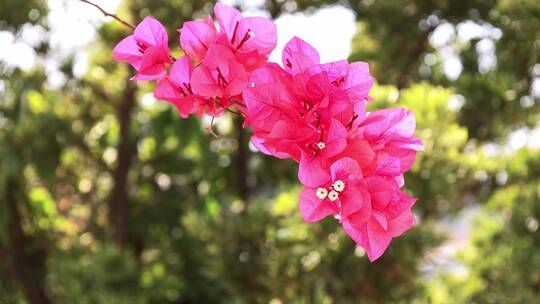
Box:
[230,98,247,109]
[213,98,245,118]
[77,0,135,30]
[205,115,219,138]
[225,108,244,117]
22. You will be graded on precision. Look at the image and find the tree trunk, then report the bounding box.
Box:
[5,178,51,304]
[109,81,136,247]
[234,117,250,204]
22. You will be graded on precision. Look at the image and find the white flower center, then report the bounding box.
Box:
[328,190,339,201]
[315,187,328,199]
[332,180,345,192]
[317,142,325,150]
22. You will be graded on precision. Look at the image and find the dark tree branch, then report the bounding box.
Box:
[396,26,435,91]
[234,117,250,205]
[109,80,137,247]
[79,79,121,106]
[5,178,51,304]
[71,139,110,172]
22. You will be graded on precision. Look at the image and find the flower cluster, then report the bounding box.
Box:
[112,3,422,261]
[244,37,423,261]
[113,3,276,117]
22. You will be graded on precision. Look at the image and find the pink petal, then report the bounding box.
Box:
[235,16,277,55]
[364,108,417,140]
[134,16,168,46]
[199,43,236,69]
[333,138,376,174]
[375,147,417,176]
[343,62,374,102]
[339,187,370,218]
[249,63,289,86]
[385,190,417,220]
[363,221,392,261]
[190,62,248,98]
[234,50,269,72]
[243,83,282,131]
[169,56,194,88]
[320,119,348,159]
[298,151,331,187]
[112,35,143,68]
[307,60,349,80]
[131,46,168,80]
[394,174,405,188]
[330,157,361,182]
[349,61,369,74]
[179,19,217,61]
[214,3,242,39]
[388,138,425,151]
[190,64,223,97]
[298,187,336,222]
[224,58,249,96]
[342,216,392,261]
[387,208,415,237]
[154,78,195,118]
[190,45,248,98]
[250,136,290,159]
[361,176,393,210]
[174,97,196,118]
[372,210,388,231]
[342,202,372,229]
[282,36,320,75]
[154,77,183,102]
[304,73,350,115]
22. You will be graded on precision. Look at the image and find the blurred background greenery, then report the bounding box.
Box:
[0,0,539,303]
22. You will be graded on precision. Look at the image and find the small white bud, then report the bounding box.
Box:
[315,187,328,199]
[333,180,345,192]
[328,190,339,201]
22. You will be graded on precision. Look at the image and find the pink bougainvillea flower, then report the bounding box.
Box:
[179,15,217,62]
[191,43,248,99]
[329,137,377,176]
[113,16,172,80]
[154,56,196,118]
[282,36,320,75]
[342,176,416,261]
[281,37,374,106]
[298,157,370,223]
[240,34,420,262]
[244,37,373,174]
[214,3,277,71]
[355,108,424,178]
[178,3,277,72]
[297,118,348,186]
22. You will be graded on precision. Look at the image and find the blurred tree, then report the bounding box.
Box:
[0,0,47,29]
[0,0,538,303]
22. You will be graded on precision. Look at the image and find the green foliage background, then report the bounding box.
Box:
[0,0,539,303]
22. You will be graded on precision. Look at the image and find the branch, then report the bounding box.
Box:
[234,117,251,206]
[213,98,246,118]
[77,0,135,30]
[5,178,51,304]
[70,139,110,172]
[205,115,219,138]
[396,26,435,90]
[109,79,137,247]
[79,79,121,105]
